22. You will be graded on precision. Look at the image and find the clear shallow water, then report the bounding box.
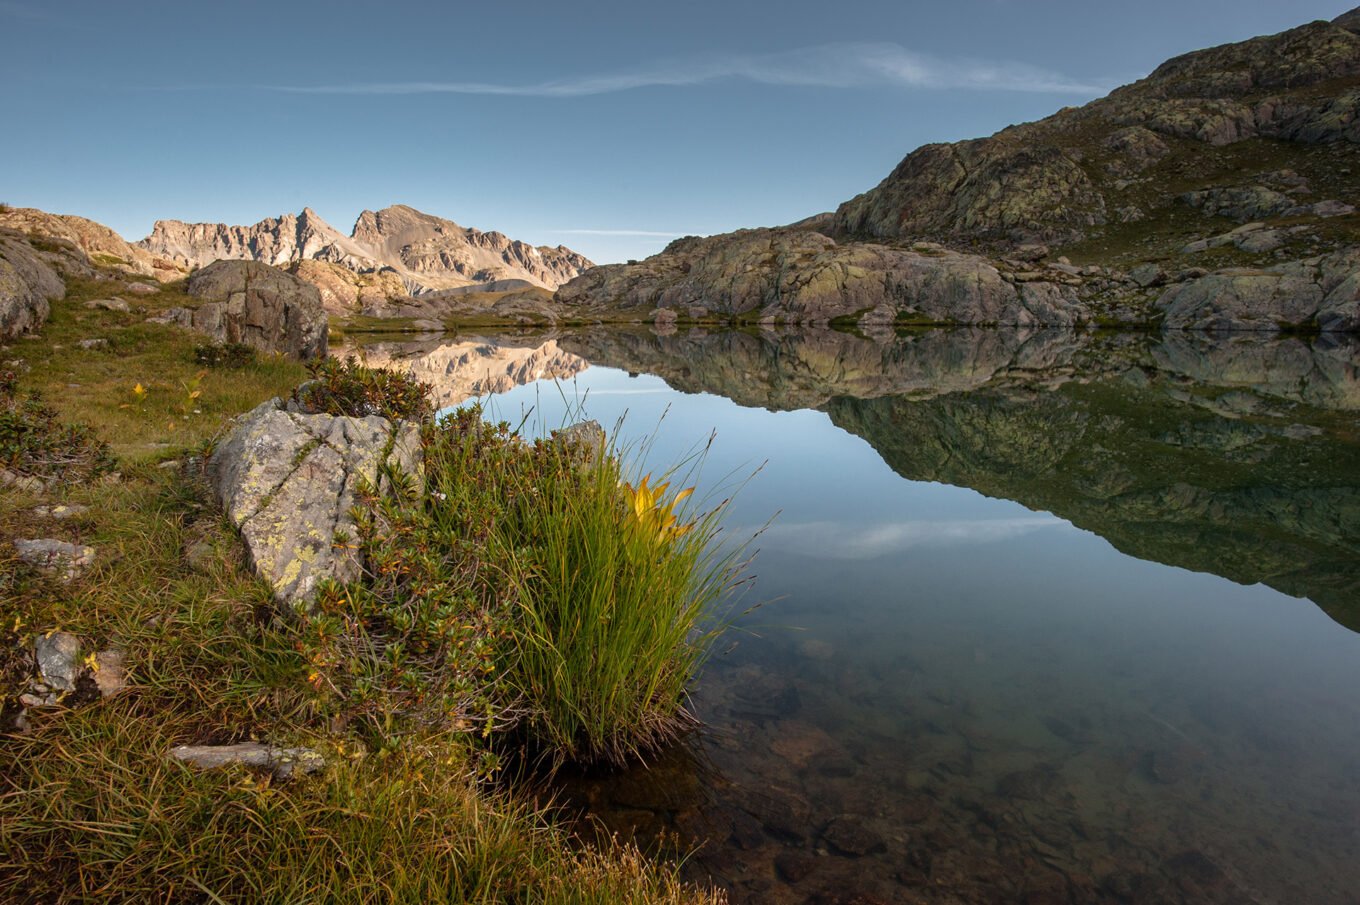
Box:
[368,328,1360,904]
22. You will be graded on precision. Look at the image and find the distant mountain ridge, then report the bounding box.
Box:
[139,204,592,294]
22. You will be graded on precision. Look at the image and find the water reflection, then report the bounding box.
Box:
[353,327,1360,904]
[357,334,588,410]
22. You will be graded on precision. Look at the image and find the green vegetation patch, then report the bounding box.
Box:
[296,355,434,422]
[304,401,746,767]
[0,370,115,483]
[2,289,729,902]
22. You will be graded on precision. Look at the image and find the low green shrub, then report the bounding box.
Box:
[0,370,115,482]
[295,356,432,422]
[193,341,256,368]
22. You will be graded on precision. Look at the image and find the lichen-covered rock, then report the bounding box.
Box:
[34,632,81,699]
[177,260,328,360]
[1158,248,1360,332]
[1181,186,1296,222]
[0,234,63,341]
[206,397,422,610]
[828,13,1360,248]
[170,742,325,780]
[13,538,95,580]
[834,141,1106,244]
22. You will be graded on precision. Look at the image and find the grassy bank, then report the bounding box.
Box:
[1,276,730,902]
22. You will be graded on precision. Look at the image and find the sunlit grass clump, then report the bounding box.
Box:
[491,425,738,766]
[305,401,745,766]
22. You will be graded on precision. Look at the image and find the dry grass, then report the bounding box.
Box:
[0,277,727,904]
[9,277,307,459]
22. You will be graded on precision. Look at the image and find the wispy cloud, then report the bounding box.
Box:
[266,43,1107,98]
[745,516,1074,560]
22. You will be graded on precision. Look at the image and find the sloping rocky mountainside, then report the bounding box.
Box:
[551,327,1360,630]
[555,8,1360,333]
[139,204,592,299]
[0,207,184,282]
[832,12,1360,245]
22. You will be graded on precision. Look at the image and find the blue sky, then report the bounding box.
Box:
[0,0,1351,263]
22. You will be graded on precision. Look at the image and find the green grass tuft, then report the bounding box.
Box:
[302,404,749,768]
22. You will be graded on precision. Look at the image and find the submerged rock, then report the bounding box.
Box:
[821,815,886,857]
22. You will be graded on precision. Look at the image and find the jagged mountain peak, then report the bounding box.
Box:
[139,204,593,294]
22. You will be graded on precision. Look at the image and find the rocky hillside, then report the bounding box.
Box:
[0,207,183,282]
[833,11,1360,247]
[554,8,1360,334]
[349,205,591,292]
[140,204,593,300]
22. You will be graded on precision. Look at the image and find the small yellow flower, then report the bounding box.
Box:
[622,474,695,543]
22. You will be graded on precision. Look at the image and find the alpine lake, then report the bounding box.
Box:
[351,325,1360,905]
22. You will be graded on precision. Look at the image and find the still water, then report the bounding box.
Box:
[363,327,1360,904]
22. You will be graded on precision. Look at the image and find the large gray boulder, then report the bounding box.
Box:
[0,234,64,341]
[1158,248,1360,332]
[174,260,327,359]
[207,397,421,610]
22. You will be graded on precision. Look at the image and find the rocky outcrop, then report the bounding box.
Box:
[0,207,183,281]
[140,207,373,273]
[140,204,593,295]
[831,11,1360,247]
[351,204,593,291]
[360,284,562,327]
[1158,248,1360,332]
[556,230,1084,328]
[207,396,421,609]
[0,234,63,341]
[155,260,328,359]
[289,259,408,317]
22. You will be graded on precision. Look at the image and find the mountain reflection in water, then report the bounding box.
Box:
[351,327,1360,904]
